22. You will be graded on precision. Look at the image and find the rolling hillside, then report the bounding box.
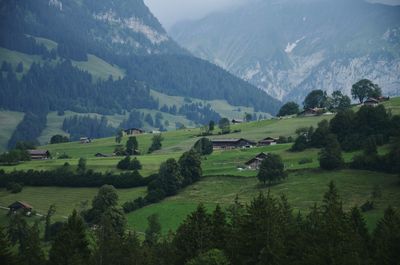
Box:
[1,98,399,234]
[0,0,282,150]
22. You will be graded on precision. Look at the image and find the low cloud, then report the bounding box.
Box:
[144,0,249,29]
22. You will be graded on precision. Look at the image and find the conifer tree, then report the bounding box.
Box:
[0,227,18,265]
[44,204,56,241]
[210,205,228,250]
[174,204,213,264]
[126,136,138,155]
[145,214,162,246]
[19,223,45,265]
[372,207,400,265]
[49,210,91,265]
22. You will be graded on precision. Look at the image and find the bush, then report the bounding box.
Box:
[50,134,69,144]
[117,156,142,170]
[6,182,23,193]
[290,135,308,152]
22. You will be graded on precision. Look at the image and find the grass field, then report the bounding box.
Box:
[72,54,125,81]
[0,110,391,175]
[150,90,272,120]
[1,98,399,235]
[126,170,400,233]
[0,186,146,223]
[0,111,25,152]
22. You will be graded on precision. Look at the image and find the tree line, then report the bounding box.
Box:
[122,150,202,213]
[1,182,399,265]
[0,166,152,189]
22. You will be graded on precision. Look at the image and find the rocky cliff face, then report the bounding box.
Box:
[171,0,400,102]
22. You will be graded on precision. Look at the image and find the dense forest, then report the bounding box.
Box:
[0,61,158,115]
[7,112,47,149]
[1,182,399,265]
[125,55,281,114]
[62,115,116,141]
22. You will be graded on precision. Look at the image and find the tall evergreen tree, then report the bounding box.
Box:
[44,204,56,241]
[372,207,400,265]
[49,210,91,265]
[145,214,162,247]
[173,204,213,264]
[0,227,18,265]
[126,136,138,155]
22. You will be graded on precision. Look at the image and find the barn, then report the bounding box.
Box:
[245,152,269,169]
[258,137,278,146]
[28,150,50,160]
[8,201,33,215]
[212,138,255,150]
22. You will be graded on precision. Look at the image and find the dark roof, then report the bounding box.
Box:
[124,127,144,131]
[8,201,33,209]
[212,138,256,144]
[365,98,379,103]
[255,152,269,158]
[95,153,112,157]
[28,150,49,155]
[245,152,269,165]
[259,137,278,142]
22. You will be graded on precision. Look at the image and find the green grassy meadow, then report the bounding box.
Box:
[126,170,400,233]
[0,186,146,222]
[0,97,399,234]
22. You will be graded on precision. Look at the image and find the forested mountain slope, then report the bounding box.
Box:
[0,0,281,148]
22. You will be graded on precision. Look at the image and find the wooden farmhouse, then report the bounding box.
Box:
[28,149,50,160]
[80,137,92,144]
[212,138,256,150]
[124,128,145,136]
[8,201,33,215]
[258,137,278,146]
[364,98,380,107]
[245,152,269,169]
[298,107,325,117]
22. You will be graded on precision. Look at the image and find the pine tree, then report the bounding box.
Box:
[49,210,91,265]
[19,223,45,265]
[45,204,56,241]
[0,227,18,265]
[173,204,213,264]
[372,207,400,265]
[126,136,138,155]
[145,214,162,246]
[210,205,228,250]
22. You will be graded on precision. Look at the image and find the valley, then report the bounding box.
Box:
[1,98,399,234]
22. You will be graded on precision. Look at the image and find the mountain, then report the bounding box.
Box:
[0,0,281,148]
[171,0,400,102]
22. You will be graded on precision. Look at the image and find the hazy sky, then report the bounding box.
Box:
[144,0,249,29]
[144,0,400,30]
